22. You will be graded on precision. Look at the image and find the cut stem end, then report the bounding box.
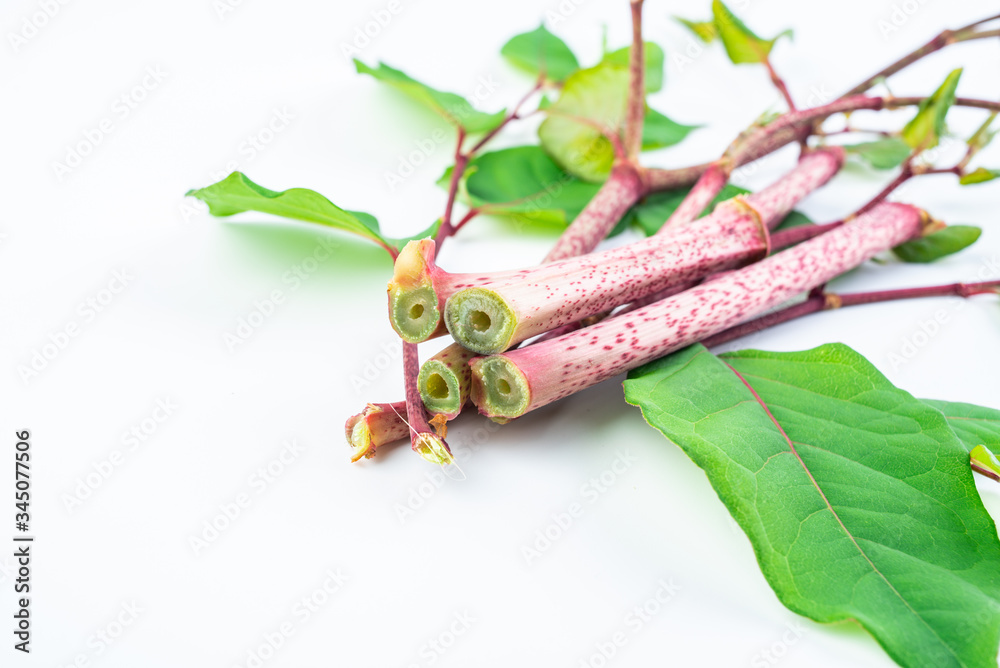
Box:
[470,355,531,420]
[445,288,519,354]
[418,359,464,419]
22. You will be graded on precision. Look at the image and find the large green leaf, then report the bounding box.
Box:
[186,172,434,253]
[844,138,912,170]
[538,63,629,182]
[642,107,700,151]
[902,69,962,150]
[923,400,1000,452]
[354,60,506,134]
[712,0,791,65]
[893,225,982,263]
[624,343,1000,668]
[601,42,665,92]
[500,25,579,83]
[440,146,602,226]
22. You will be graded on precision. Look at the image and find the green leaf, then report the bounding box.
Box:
[922,399,1000,453]
[624,343,1000,668]
[354,60,506,134]
[185,172,428,254]
[538,63,629,182]
[642,107,700,151]
[893,225,981,263]
[675,16,717,43]
[902,68,962,150]
[844,137,912,170]
[960,167,1000,185]
[500,25,580,83]
[971,445,1000,480]
[441,146,602,226]
[968,113,998,152]
[601,42,665,92]
[711,0,791,65]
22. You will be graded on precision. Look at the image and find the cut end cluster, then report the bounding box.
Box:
[445,287,519,354]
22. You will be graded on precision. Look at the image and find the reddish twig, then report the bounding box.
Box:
[624,0,646,159]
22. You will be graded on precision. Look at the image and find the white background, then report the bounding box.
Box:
[3,0,1000,666]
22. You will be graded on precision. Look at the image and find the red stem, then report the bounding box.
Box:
[658,162,730,232]
[842,18,1000,98]
[703,280,1000,348]
[764,57,796,110]
[624,0,646,159]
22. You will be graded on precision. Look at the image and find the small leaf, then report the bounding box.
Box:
[960,167,1000,185]
[441,146,602,226]
[354,60,506,134]
[601,42,665,92]
[893,225,981,263]
[968,113,998,152]
[185,172,425,254]
[844,137,912,170]
[711,0,791,65]
[642,107,700,151]
[538,63,629,182]
[624,343,1000,668]
[674,17,717,43]
[971,445,1000,481]
[500,25,580,83]
[902,68,962,150]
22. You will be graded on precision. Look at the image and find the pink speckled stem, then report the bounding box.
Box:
[744,147,845,229]
[549,148,845,334]
[659,162,731,232]
[544,163,646,262]
[447,199,770,353]
[470,202,929,420]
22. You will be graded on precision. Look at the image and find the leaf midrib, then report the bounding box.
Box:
[721,359,965,666]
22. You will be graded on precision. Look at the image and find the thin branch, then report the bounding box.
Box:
[468,76,544,155]
[624,0,646,159]
[703,280,1000,348]
[764,57,796,110]
[841,17,1000,98]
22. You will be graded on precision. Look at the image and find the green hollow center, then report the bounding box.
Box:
[426,373,449,399]
[470,311,491,332]
[443,288,518,355]
[472,356,530,419]
[390,284,440,343]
